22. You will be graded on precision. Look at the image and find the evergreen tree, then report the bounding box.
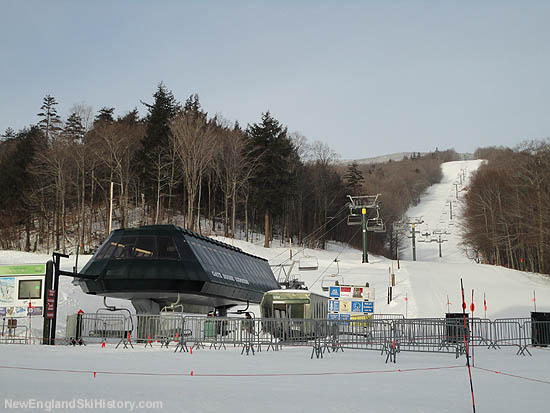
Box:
[63,112,85,144]
[1,127,16,141]
[344,161,364,195]
[95,107,115,123]
[118,108,141,124]
[247,112,296,247]
[141,83,180,149]
[137,83,180,210]
[183,93,201,116]
[37,95,62,142]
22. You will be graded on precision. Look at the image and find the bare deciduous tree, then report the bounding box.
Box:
[170,112,218,232]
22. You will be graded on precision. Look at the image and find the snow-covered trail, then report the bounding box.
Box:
[2,159,550,413]
[400,159,484,263]
[1,159,549,326]
[1,344,550,413]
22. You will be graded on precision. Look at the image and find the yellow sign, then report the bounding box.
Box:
[351,314,373,327]
[340,301,351,312]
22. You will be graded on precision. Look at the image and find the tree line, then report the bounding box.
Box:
[0,82,455,257]
[462,143,550,276]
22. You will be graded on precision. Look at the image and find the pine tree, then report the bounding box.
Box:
[95,107,115,123]
[344,161,364,195]
[117,108,140,124]
[1,127,16,141]
[37,95,62,142]
[183,93,201,116]
[247,112,296,247]
[63,113,85,144]
[141,83,180,150]
[137,83,181,219]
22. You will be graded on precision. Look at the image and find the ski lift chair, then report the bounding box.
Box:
[347,214,362,225]
[298,256,318,271]
[373,222,386,233]
[321,274,345,291]
[321,258,343,291]
[366,218,386,233]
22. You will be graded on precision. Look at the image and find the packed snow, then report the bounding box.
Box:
[1,159,550,412]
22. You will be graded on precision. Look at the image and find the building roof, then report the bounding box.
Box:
[79,225,279,306]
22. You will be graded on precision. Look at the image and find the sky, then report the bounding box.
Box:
[1,1,549,159]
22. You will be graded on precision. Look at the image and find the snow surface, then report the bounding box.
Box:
[1,159,550,412]
[340,151,473,165]
[1,345,549,412]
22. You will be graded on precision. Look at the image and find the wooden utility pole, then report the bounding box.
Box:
[108,181,114,234]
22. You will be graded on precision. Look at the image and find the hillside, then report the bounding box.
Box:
[341,151,474,165]
[2,159,550,413]
[1,160,549,330]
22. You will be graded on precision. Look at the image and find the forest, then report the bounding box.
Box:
[463,143,550,276]
[0,83,456,259]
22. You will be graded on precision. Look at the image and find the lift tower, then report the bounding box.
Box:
[347,195,385,263]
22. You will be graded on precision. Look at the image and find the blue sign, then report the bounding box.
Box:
[363,302,374,313]
[351,301,363,313]
[28,306,42,316]
[328,314,339,320]
[329,286,340,298]
[339,314,351,320]
[328,300,340,312]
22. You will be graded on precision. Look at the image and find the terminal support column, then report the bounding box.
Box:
[362,207,368,263]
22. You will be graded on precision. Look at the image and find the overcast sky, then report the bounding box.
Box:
[1,1,549,159]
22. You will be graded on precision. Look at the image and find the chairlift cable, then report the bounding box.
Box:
[310,225,362,289]
[301,204,349,244]
[270,208,349,266]
[268,204,348,263]
[275,213,351,271]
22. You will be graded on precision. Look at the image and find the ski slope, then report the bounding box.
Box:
[1,160,549,326]
[2,159,550,412]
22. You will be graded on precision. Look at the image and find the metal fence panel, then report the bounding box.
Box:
[56,313,547,358]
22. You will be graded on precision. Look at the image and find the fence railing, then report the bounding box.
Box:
[4,313,549,360]
[1,316,31,344]
[61,313,550,358]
